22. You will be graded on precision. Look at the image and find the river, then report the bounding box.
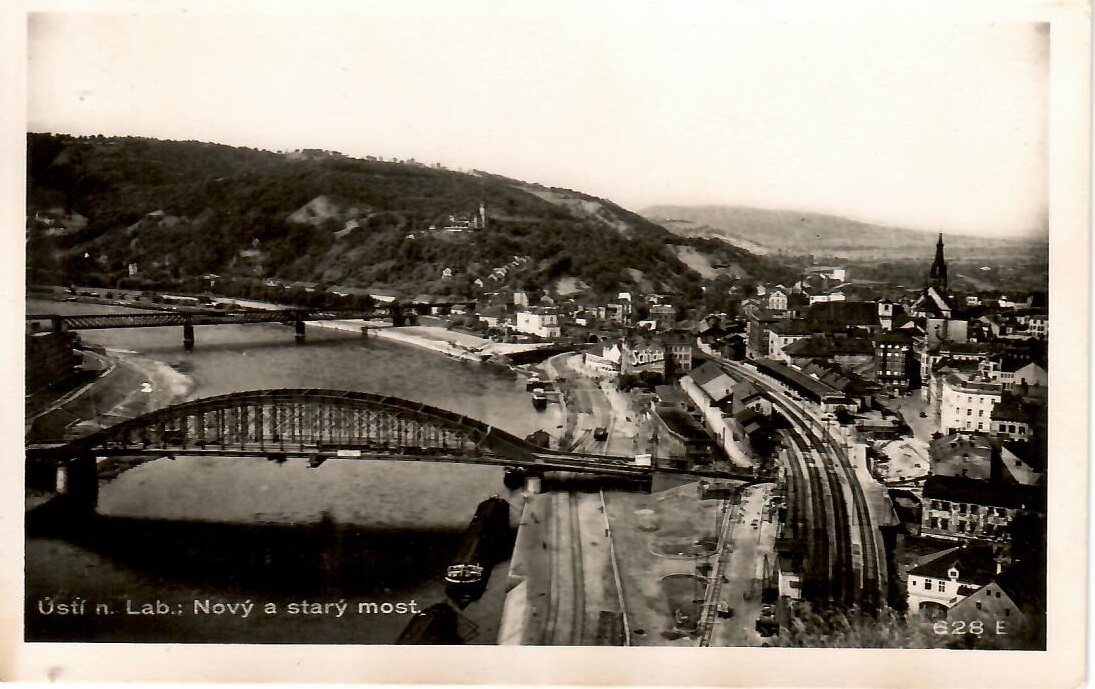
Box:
[25,299,563,644]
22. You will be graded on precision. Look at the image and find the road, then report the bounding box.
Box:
[543,353,654,458]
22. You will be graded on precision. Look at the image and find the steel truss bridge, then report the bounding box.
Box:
[26,302,469,332]
[27,389,757,481]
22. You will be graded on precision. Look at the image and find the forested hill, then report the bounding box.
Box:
[27,133,794,299]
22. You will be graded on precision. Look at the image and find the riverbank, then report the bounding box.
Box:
[26,349,193,442]
[34,290,568,368]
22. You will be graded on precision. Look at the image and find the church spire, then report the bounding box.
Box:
[929,233,947,292]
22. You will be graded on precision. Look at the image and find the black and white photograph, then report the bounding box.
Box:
[6,0,1088,685]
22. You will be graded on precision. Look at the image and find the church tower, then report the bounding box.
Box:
[928,233,947,292]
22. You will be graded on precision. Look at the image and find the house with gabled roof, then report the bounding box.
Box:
[686,361,735,405]
[731,379,772,416]
[907,543,1002,618]
[946,559,1043,636]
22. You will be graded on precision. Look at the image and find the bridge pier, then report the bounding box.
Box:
[183,323,195,350]
[295,319,306,344]
[58,454,99,511]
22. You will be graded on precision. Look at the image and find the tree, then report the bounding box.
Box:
[772,604,947,649]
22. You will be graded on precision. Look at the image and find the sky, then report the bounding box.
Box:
[26,3,1050,238]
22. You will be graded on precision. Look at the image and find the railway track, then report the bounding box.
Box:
[541,491,586,644]
[721,359,882,610]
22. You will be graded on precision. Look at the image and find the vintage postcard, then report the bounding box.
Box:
[2,0,1088,685]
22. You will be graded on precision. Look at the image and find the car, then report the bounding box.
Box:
[919,411,928,418]
[593,427,609,441]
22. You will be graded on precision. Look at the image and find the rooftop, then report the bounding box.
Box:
[688,361,731,389]
[944,373,1004,395]
[923,474,1046,511]
[909,543,1000,583]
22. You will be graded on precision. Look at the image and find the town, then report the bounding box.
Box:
[27,228,1048,649]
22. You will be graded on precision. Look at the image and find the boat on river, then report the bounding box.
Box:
[444,496,511,606]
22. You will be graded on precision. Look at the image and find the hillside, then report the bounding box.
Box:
[644,205,1048,262]
[26,134,794,300]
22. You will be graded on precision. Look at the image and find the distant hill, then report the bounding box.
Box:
[643,205,1048,262]
[25,134,795,300]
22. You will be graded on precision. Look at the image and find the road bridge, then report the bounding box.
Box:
[27,389,761,503]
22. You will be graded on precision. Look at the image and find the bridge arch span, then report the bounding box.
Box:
[47,389,543,463]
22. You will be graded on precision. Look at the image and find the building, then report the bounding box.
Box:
[26,330,82,395]
[1026,313,1048,340]
[515,308,561,338]
[477,305,510,330]
[783,334,875,376]
[767,320,813,362]
[912,286,955,320]
[920,475,1045,541]
[875,331,916,393]
[907,543,1000,617]
[650,304,676,331]
[687,362,735,403]
[929,433,1041,485]
[922,342,993,402]
[663,333,694,374]
[803,301,882,334]
[745,308,783,359]
[804,265,847,283]
[940,373,1004,434]
[768,289,788,312]
[998,361,1047,391]
[946,580,1029,633]
[584,342,622,376]
[928,233,948,292]
[989,393,1043,441]
[620,335,668,377]
[946,563,1042,635]
[731,380,772,416]
[598,301,633,324]
[877,300,897,330]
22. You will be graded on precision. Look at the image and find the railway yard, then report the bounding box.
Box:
[500,349,892,646]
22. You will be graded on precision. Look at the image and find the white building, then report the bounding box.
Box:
[907,545,1001,618]
[768,289,788,311]
[515,309,561,338]
[941,373,1004,434]
[583,343,622,376]
[1027,314,1048,340]
[767,321,812,362]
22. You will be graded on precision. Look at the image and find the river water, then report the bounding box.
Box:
[25,299,562,644]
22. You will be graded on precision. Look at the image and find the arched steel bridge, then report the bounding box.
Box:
[27,389,757,481]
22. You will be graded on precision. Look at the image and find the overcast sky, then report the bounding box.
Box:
[27,4,1049,238]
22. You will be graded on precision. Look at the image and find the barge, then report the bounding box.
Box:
[444,496,511,606]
